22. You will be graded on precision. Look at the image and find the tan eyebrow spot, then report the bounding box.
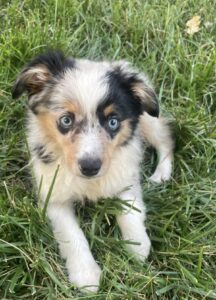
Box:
[103,104,115,117]
[63,100,81,114]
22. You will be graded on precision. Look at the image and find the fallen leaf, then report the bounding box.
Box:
[186,15,201,35]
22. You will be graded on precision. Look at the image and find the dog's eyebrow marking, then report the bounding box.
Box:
[49,100,81,114]
[34,144,55,164]
[103,104,115,117]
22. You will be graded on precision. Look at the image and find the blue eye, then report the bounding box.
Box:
[108,117,120,131]
[59,115,73,128]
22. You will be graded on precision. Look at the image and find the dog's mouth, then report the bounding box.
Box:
[78,173,102,180]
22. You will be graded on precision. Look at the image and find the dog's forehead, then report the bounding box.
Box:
[55,59,111,115]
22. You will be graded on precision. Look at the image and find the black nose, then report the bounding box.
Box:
[79,158,102,177]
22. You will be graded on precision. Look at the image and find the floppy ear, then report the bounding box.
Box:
[131,77,159,117]
[12,51,70,100]
[112,61,159,117]
[12,65,51,99]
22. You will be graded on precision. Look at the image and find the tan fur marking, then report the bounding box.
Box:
[132,82,157,108]
[37,112,78,167]
[115,120,132,146]
[63,100,81,115]
[103,104,115,117]
[132,83,149,101]
[105,119,132,162]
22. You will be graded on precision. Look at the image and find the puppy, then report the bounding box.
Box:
[12,51,174,292]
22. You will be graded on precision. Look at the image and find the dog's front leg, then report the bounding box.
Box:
[116,183,151,261]
[47,202,101,292]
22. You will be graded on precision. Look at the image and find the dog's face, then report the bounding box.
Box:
[12,52,159,178]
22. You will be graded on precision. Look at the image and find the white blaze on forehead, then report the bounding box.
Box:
[55,59,110,116]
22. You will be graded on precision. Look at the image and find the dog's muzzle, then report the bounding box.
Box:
[78,158,102,177]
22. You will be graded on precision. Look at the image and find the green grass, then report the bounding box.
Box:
[0,0,216,299]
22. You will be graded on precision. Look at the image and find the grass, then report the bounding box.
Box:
[0,0,216,299]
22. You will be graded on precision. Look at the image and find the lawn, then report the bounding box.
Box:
[0,0,216,299]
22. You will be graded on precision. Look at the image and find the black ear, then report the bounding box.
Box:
[12,51,71,99]
[112,61,159,117]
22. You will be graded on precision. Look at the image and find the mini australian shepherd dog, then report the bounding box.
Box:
[12,51,174,292]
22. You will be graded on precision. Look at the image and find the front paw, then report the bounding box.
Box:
[125,230,151,261]
[150,162,172,183]
[67,257,101,293]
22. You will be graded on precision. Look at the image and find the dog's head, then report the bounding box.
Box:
[12,51,159,178]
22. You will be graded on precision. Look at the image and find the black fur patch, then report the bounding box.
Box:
[104,66,159,118]
[97,70,143,140]
[27,51,75,77]
[34,144,55,164]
